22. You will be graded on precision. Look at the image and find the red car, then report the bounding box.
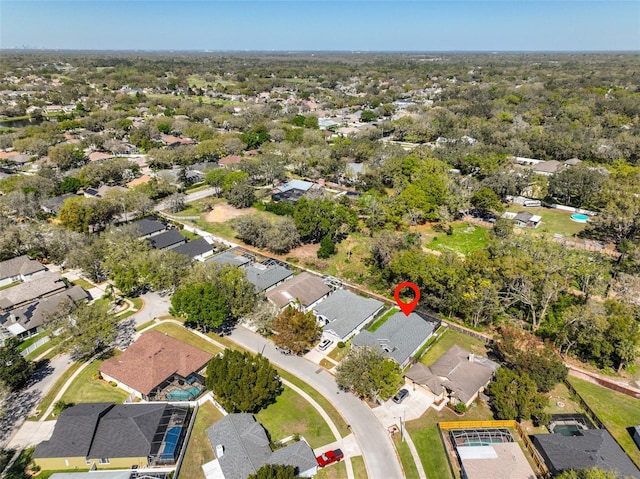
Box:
[316,448,344,467]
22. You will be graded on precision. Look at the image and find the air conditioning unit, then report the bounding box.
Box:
[216,445,224,457]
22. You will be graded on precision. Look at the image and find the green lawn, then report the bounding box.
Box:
[194,218,237,241]
[427,223,490,256]
[255,385,334,449]
[129,297,143,310]
[71,278,94,290]
[394,435,420,479]
[25,337,62,361]
[17,332,48,351]
[568,376,640,467]
[178,402,223,479]
[406,400,495,479]
[150,322,222,356]
[367,307,398,332]
[30,360,83,421]
[505,205,588,238]
[350,455,368,479]
[327,342,351,362]
[315,460,347,479]
[55,355,129,412]
[419,328,489,367]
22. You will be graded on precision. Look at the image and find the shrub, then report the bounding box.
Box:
[337,341,345,348]
[454,402,467,414]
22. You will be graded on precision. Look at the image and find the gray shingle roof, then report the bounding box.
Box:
[206,414,317,479]
[173,238,214,259]
[207,249,252,268]
[314,290,384,340]
[244,263,293,292]
[533,430,640,478]
[0,255,45,281]
[131,218,165,237]
[352,312,435,366]
[0,271,65,311]
[148,229,186,249]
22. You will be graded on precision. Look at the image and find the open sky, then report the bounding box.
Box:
[1,1,638,51]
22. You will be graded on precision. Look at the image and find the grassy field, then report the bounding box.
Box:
[350,455,368,479]
[418,328,489,367]
[54,356,129,412]
[315,460,347,479]
[427,223,491,256]
[406,400,495,479]
[505,205,588,238]
[150,322,222,356]
[394,434,420,479]
[568,376,640,467]
[255,385,335,449]
[178,402,223,479]
[30,360,83,421]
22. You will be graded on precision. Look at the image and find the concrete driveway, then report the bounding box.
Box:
[227,326,404,479]
[372,382,434,428]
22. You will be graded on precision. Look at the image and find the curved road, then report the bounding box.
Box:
[227,326,404,479]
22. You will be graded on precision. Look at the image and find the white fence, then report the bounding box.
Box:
[20,336,50,357]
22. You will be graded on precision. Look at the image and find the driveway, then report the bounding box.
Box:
[372,382,434,428]
[227,326,404,479]
[1,353,73,447]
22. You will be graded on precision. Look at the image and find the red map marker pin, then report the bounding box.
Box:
[394,281,420,316]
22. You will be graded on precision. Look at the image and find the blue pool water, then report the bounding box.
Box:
[571,214,589,222]
[166,386,200,401]
[159,426,182,460]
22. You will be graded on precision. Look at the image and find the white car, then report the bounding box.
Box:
[318,339,333,351]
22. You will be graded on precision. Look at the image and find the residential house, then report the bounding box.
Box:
[513,211,542,228]
[87,151,114,163]
[148,230,187,250]
[532,160,562,176]
[271,179,314,203]
[100,330,213,401]
[83,185,127,199]
[160,134,196,148]
[130,218,166,239]
[406,345,498,408]
[219,155,243,168]
[0,285,88,338]
[353,311,436,368]
[0,255,46,287]
[173,238,215,262]
[532,430,640,478]
[244,262,293,293]
[42,194,77,215]
[126,174,152,188]
[266,272,331,312]
[34,402,190,470]
[0,271,66,312]
[203,414,318,479]
[207,248,253,268]
[0,153,32,171]
[313,290,384,342]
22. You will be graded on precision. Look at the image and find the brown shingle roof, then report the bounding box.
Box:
[266,272,330,309]
[100,330,213,395]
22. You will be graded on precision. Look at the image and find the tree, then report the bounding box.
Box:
[205,350,282,413]
[360,110,376,122]
[48,143,85,170]
[165,193,186,213]
[51,300,117,360]
[248,464,296,479]
[271,307,321,355]
[0,337,34,391]
[170,283,229,330]
[548,165,606,207]
[317,235,336,259]
[59,176,82,194]
[471,187,504,214]
[487,368,548,423]
[336,346,404,402]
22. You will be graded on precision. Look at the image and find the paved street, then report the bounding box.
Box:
[227,326,404,479]
[1,353,72,447]
[154,186,218,212]
[129,291,172,328]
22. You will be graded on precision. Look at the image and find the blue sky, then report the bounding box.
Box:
[1,1,638,51]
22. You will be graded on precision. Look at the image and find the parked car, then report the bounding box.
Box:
[275,346,291,355]
[318,339,333,351]
[392,388,409,404]
[316,448,344,467]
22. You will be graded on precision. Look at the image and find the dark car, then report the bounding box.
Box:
[316,448,344,467]
[392,388,409,404]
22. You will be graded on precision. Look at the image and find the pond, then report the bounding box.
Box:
[0,117,46,128]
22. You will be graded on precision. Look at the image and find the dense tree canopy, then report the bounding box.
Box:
[205,350,282,413]
[170,282,229,330]
[271,307,321,355]
[0,337,34,391]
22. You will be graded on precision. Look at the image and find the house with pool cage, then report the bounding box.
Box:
[100,330,213,401]
[33,402,191,471]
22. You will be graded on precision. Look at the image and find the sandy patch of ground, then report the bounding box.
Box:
[204,203,258,222]
[270,243,320,261]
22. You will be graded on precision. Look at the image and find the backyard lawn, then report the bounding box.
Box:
[505,205,588,238]
[419,328,489,367]
[427,223,490,256]
[55,355,129,413]
[150,322,222,356]
[568,376,640,468]
[178,402,223,479]
[255,385,335,449]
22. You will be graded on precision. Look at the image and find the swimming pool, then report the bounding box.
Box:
[552,424,584,436]
[571,214,589,223]
[166,386,200,401]
[159,426,183,460]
